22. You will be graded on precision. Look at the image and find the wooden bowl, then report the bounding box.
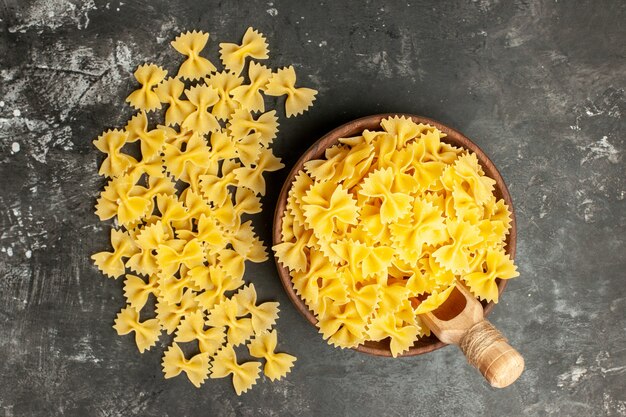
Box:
[272,114,517,357]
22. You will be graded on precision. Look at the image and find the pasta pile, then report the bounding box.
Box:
[273,117,519,357]
[92,27,315,394]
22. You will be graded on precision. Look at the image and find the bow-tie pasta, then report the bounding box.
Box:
[273,116,519,357]
[92,27,317,394]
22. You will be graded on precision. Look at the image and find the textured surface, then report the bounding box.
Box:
[0,0,624,416]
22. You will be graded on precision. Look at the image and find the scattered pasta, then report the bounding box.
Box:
[92,27,317,394]
[273,116,519,358]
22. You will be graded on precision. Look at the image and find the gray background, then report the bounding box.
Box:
[1,0,624,416]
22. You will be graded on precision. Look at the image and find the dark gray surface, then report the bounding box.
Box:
[1,0,625,416]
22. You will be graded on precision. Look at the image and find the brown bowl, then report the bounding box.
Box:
[272,114,517,357]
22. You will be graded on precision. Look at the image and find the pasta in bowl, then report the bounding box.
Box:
[272,114,517,357]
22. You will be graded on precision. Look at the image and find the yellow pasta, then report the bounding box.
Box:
[210,344,261,395]
[162,342,210,388]
[154,77,196,126]
[126,64,168,111]
[125,112,167,160]
[92,129,137,178]
[175,311,225,355]
[232,284,279,333]
[233,148,284,196]
[171,30,217,80]
[219,27,269,75]
[274,117,519,357]
[265,66,317,117]
[205,71,243,120]
[92,228,138,278]
[206,298,254,346]
[230,62,272,112]
[92,27,313,394]
[123,274,159,311]
[228,108,279,145]
[113,306,161,353]
[247,330,296,381]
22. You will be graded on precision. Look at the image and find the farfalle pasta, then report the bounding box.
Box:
[247,330,296,381]
[91,27,316,394]
[230,62,272,112]
[219,27,269,75]
[273,116,519,357]
[126,64,168,111]
[265,66,317,118]
[171,30,217,80]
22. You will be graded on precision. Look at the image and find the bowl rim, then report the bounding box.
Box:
[272,113,517,357]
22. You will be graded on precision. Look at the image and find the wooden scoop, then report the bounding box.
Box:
[420,281,524,388]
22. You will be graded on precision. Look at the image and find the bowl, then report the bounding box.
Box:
[272,114,517,357]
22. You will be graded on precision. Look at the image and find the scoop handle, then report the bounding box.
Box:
[458,318,524,388]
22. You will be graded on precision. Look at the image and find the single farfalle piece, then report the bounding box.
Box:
[189,264,245,312]
[454,153,496,206]
[318,301,368,349]
[92,228,139,279]
[125,112,167,160]
[359,167,413,224]
[125,154,166,180]
[93,129,137,178]
[222,220,260,259]
[483,196,512,230]
[156,238,205,277]
[303,145,347,182]
[301,181,360,241]
[163,132,213,179]
[247,330,296,381]
[380,115,424,149]
[207,130,238,163]
[126,223,169,276]
[113,306,161,353]
[233,147,284,196]
[230,62,272,112]
[265,66,317,117]
[272,220,313,273]
[367,313,420,358]
[123,274,159,311]
[463,248,519,303]
[336,263,380,319]
[205,71,244,121]
[156,290,199,334]
[210,344,262,396]
[155,194,188,235]
[175,310,226,356]
[154,77,196,126]
[162,342,210,388]
[290,248,335,307]
[232,284,279,334]
[207,298,254,346]
[219,27,269,75]
[178,213,226,254]
[227,108,279,145]
[182,84,221,134]
[199,165,238,207]
[330,239,370,276]
[389,197,448,263]
[415,128,460,164]
[159,269,198,305]
[126,63,168,111]
[234,187,262,216]
[171,30,217,80]
[99,174,152,225]
[432,219,482,274]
